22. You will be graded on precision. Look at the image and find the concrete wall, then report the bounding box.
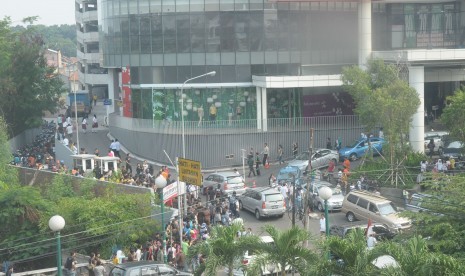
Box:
[8,127,42,152]
[54,139,75,169]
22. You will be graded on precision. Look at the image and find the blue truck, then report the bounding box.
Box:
[67,90,91,117]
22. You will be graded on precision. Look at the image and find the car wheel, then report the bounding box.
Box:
[350,153,357,161]
[277,214,284,218]
[239,201,243,210]
[346,212,356,222]
[255,209,261,220]
[317,202,324,212]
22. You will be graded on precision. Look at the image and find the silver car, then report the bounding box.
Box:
[309,181,344,212]
[238,187,286,220]
[202,172,247,196]
[287,149,339,173]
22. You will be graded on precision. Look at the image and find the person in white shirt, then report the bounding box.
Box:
[319,214,326,236]
[367,233,377,249]
[114,139,121,158]
[280,183,289,209]
[263,143,270,165]
[93,260,105,276]
[82,117,88,133]
[62,137,69,147]
[66,124,73,139]
[135,245,142,261]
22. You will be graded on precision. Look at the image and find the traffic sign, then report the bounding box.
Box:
[178,158,202,186]
[103,99,112,105]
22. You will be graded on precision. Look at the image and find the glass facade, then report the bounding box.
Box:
[100,0,359,82]
[131,87,258,121]
[373,2,463,50]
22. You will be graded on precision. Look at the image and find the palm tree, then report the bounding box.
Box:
[188,222,260,276]
[246,225,320,276]
[321,228,384,276]
[377,235,463,276]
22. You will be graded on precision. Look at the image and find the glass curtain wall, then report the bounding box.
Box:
[132,87,257,121]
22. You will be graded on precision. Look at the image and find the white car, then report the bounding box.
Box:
[234,236,290,275]
[287,149,338,173]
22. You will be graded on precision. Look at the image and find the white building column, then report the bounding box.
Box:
[261,87,268,132]
[408,66,425,153]
[358,0,372,68]
[256,87,262,130]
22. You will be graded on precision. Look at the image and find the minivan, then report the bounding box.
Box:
[238,187,286,220]
[341,191,411,232]
[202,172,247,195]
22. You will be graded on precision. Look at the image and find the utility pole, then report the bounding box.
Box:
[304,128,314,246]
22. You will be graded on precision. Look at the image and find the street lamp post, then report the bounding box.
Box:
[155,175,168,264]
[49,215,65,276]
[319,186,332,237]
[179,71,216,215]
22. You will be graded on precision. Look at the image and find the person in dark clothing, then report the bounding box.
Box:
[255,152,261,176]
[326,137,332,149]
[247,156,255,177]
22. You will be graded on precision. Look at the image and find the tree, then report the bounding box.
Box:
[377,236,463,276]
[0,17,64,135]
[441,88,465,143]
[321,228,385,276]
[188,222,260,276]
[402,174,465,257]
[342,59,420,154]
[342,59,421,185]
[246,225,319,276]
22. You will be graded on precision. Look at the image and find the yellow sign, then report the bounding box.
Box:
[178,158,202,186]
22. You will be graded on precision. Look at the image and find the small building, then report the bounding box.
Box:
[71,154,97,172]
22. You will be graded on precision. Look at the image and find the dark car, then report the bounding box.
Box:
[440,141,464,161]
[329,223,396,241]
[109,261,193,276]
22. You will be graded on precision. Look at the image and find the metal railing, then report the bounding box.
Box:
[109,114,366,169]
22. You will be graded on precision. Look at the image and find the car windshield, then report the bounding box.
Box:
[348,140,361,148]
[295,152,309,160]
[265,194,283,202]
[446,141,463,149]
[378,202,397,215]
[226,176,243,184]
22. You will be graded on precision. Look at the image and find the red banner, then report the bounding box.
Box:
[121,66,132,117]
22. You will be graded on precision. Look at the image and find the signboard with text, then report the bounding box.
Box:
[178,158,202,186]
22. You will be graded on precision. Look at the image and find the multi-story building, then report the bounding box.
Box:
[76,0,111,100]
[96,0,465,169]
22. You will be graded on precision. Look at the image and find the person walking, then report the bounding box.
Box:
[92,114,98,133]
[114,139,121,158]
[277,144,284,165]
[82,116,88,134]
[427,139,435,159]
[292,142,298,158]
[247,156,255,177]
[262,143,270,166]
[326,137,332,149]
[255,152,261,176]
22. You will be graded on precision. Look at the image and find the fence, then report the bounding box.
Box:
[109,114,367,169]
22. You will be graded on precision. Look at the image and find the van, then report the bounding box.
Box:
[238,187,286,220]
[341,191,411,232]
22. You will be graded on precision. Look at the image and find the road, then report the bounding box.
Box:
[51,102,370,237]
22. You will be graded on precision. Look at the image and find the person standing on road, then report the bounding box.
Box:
[82,116,88,134]
[326,137,332,149]
[114,139,121,158]
[427,139,435,159]
[327,159,335,183]
[255,152,261,176]
[263,143,270,166]
[277,144,284,165]
[247,156,255,177]
[125,153,132,174]
[92,114,98,133]
[292,142,298,158]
